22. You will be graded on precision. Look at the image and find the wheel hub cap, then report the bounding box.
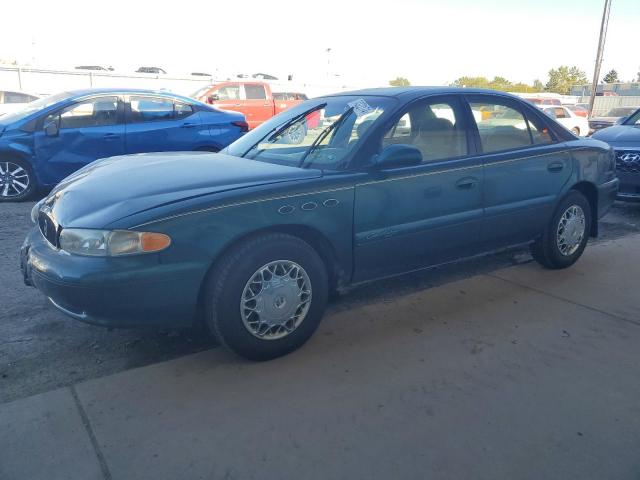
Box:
[241,260,312,340]
[556,205,586,256]
[0,161,29,197]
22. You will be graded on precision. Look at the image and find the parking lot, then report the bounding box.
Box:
[0,199,637,404]
[1,199,640,479]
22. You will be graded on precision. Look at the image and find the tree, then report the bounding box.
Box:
[450,76,541,93]
[545,66,588,95]
[603,69,619,83]
[533,79,544,91]
[389,77,411,87]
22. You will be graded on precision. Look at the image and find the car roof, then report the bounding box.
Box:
[323,86,526,101]
[65,88,194,103]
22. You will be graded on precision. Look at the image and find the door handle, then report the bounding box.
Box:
[455,177,479,189]
[180,123,196,129]
[547,162,564,172]
[232,103,242,107]
[263,103,271,107]
[103,133,120,140]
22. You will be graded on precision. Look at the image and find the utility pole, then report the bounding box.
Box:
[588,0,613,117]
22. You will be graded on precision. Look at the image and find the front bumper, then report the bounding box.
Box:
[615,172,640,202]
[20,227,203,328]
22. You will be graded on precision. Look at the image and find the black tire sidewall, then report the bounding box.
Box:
[546,191,592,267]
[208,235,328,360]
[0,157,37,202]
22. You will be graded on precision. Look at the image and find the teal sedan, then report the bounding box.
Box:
[21,88,619,360]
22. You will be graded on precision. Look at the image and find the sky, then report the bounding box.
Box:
[1,0,638,88]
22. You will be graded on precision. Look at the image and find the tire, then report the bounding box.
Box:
[571,127,580,136]
[0,157,37,202]
[204,233,328,361]
[530,190,592,269]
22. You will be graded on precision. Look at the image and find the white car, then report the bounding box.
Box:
[0,90,40,116]
[540,105,589,137]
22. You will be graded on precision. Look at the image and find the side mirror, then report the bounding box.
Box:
[375,144,422,169]
[207,94,219,104]
[44,119,59,137]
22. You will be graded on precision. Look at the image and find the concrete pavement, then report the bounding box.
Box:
[2,234,639,480]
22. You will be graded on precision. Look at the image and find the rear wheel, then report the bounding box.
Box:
[0,158,37,202]
[204,233,328,360]
[530,190,591,269]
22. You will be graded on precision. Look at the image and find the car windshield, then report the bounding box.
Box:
[1,92,72,123]
[225,95,394,170]
[604,107,636,118]
[190,86,211,99]
[622,108,640,125]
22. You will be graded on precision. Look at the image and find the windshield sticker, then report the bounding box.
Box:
[347,98,375,117]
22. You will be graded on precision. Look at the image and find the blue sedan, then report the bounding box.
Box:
[0,88,248,200]
[22,87,619,360]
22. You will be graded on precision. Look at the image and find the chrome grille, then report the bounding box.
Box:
[615,151,640,174]
[38,211,59,247]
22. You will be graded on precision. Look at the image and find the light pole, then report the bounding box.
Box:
[326,48,332,83]
[588,0,613,117]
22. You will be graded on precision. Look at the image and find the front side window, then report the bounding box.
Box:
[51,97,119,129]
[470,99,551,153]
[216,86,240,100]
[245,84,267,100]
[226,96,395,170]
[130,96,173,122]
[554,107,569,119]
[383,100,467,162]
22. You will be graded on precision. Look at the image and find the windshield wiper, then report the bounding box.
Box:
[241,103,327,157]
[297,106,354,168]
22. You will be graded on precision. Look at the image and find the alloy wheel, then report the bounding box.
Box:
[0,161,30,198]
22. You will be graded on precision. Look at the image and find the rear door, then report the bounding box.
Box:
[465,95,572,248]
[34,95,125,184]
[241,83,273,129]
[124,95,202,153]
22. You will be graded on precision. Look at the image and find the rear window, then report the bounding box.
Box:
[245,84,267,100]
[130,96,174,122]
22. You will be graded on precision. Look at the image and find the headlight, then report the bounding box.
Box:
[59,229,171,256]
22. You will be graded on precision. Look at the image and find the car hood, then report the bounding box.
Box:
[591,125,640,143]
[43,152,321,228]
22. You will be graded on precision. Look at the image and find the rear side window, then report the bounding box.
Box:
[52,96,119,129]
[469,99,553,153]
[245,84,267,100]
[175,102,193,119]
[130,96,173,122]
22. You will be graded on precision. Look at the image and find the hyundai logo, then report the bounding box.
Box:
[618,152,640,164]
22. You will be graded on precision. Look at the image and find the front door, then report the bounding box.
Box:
[465,95,573,247]
[353,96,484,282]
[34,96,125,185]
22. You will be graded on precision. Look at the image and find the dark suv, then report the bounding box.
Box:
[592,108,640,201]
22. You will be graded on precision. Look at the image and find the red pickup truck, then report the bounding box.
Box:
[193,81,313,130]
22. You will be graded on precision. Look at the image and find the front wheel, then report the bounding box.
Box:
[530,190,591,269]
[0,158,37,202]
[571,127,580,136]
[204,233,328,360]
